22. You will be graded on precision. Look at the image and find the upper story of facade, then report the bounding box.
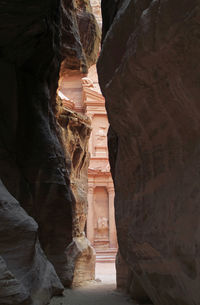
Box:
[59,65,110,177]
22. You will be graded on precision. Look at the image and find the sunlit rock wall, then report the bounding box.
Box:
[58,105,95,287]
[98,1,200,304]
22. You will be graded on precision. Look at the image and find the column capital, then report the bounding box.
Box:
[107,186,115,193]
[88,185,94,193]
[87,113,94,120]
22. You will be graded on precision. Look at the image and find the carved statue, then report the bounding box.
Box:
[97,217,108,230]
[95,127,107,146]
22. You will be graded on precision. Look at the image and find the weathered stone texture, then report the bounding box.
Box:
[116,251,130,291]
[0,0,98,304]
[58,106,95,286]
[58,107,91,237]
[63,236,96,287]
[60,0,101,75]
[0,180,63,305]
[98,1,200,304]
[116,250,150,303]
[0,1,69,303]
[90,0,102,28]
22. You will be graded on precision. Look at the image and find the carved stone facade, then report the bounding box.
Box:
[82,75,117,251]
[59,64,118,258]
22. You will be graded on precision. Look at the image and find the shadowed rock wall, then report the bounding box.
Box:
[0,2,68,304]
[98,1,200,304]
[0,180,63,305]
[0,0,99,304]
[61,0,100,74]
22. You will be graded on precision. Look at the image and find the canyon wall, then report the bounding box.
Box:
[98,1,200,305]
[0,1,99,304]
[58,105,95,287]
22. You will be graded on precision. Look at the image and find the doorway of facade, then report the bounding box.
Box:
[94,186,109,248]
[87,185,117,284]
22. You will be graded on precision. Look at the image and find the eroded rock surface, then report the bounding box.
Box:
[90,0,102,28]
[98,1,200,304]
[58,106,95,287]
[61,0,100,75]
[0,1,70,303]
[0,180,63,305]
[63,236,96,287]
[0,0,99,304]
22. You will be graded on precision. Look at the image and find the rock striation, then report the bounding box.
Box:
[98,1,200,304]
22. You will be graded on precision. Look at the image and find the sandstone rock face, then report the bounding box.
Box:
[75,0,101,69]
[58,106,95,286]
[63,237,96,287]
[90,0,102,28]
[0,180,63,305]
[98,1,200,304]
[115,251,130,291]
[0,0,98,304]
[116,250,151,304]
[0,1,70,303]
[58,107,91,237]
[61,0,101,75]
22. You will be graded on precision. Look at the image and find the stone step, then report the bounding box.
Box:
[96,254,117,259]
[96,256,116,263]
[96,253,117,263]
[96,248,117,253]
[96,259,115,263]
[95,248,118,257]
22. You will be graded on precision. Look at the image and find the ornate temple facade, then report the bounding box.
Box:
[59,65,118,257]
[82,73,117,251]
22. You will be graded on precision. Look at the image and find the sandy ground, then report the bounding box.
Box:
[50,263,136,305]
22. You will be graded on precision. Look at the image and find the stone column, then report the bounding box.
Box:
[87,186,94,245]
[86,113,93,156]
[108,186,117,248]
